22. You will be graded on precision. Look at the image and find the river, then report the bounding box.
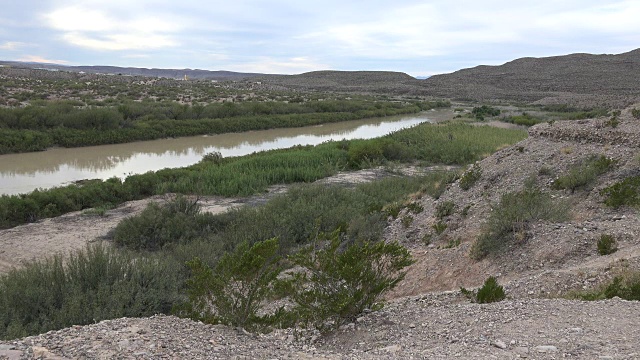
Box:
[0,109,453,195]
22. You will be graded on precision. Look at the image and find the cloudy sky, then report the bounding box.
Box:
[1,1,638,76]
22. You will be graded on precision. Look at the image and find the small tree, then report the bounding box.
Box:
[183,238,281,330]
[286,230,414,332]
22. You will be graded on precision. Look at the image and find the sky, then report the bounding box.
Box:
[0,1,639,77]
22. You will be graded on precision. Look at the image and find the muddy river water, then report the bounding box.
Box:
[0,109,453,195]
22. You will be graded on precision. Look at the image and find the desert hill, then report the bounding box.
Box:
[249,70,422,93]
[420,48,640,106]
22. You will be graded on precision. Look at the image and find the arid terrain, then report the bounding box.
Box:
[2,50,640,359]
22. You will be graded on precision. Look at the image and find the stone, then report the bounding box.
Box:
[380,345,401,353]
[535,345,558,353]
[492,340,507,349]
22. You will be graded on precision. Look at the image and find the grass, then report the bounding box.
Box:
[471,184,570,259]
[552,155,616,192]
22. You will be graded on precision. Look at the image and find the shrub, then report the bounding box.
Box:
[401,215,414,228]
[406,202,424,214]
[477,276,506,303]
[472,105,500,120]
[113,196,222,251]
[460,276,506,303]
[574,273,640,301]
[285,230,413,332]
[459,165,482,190]
[471,186,569,259]
[552,155,616,192]
[180,230,414,333]
[461,204,471,217]
[181,238,282,330]
[444,238,461,248]
[0,244,181,340]
[632,108,640,119]
[601,175,640,208]
[597,234,618,255]
[432,221,447,235]
[201,151,224,165]
[435,201,455,219]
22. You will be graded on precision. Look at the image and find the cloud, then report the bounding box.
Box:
[17,55,69,64]
[44,5,180,51]
[121,54,150,59]
[225,57,330,74]
[0,41,26,50]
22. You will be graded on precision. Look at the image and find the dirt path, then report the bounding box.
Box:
[0,195,246,273]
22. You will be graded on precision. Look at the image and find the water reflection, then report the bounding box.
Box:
[0,110,452,195]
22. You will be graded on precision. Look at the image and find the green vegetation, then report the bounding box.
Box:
[572,273,640,301]
[117,174,455,258]
[181,239,281,330]
[0,99,447,154]
[1,174,428,339]
[601,175,640,208]
[632,108,640,119]
[284,230,413,332]
[112,196,222,251]
[552,155,616,192]
[0,244,181,340]
[597,234,618,255]
[460,276,506,303]
[472,105,500,120]
[435,201,455,219]
[0,122,526,230]
[443,238,461,248]
[471,184,570,259]
[432,221,447,235]
[499,106,609,127]
[459,164,482,190]
[501,112,541,126]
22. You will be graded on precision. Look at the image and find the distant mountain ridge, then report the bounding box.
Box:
[420,48,640,104]
[3,48,640,106]
[0,61,266,80]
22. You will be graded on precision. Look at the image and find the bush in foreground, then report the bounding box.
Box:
[0,244,181,340]
[181,231,413,333]
[180,238,281,330]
